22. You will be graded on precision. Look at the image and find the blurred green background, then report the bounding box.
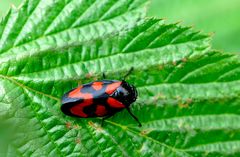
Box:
[0,0,22,16]
[148,0,240,52]
[0,0,239,52]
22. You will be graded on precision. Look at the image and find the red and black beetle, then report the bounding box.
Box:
[61,68,142,127]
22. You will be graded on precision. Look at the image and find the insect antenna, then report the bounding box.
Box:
[123,67,134,80]
[102,72,106,79]
[126,107,142,127]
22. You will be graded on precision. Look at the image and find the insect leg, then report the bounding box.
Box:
[123,67,134,80]
[126,107,142,127]
[101,114,114,127]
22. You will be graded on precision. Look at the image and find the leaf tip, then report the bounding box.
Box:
[75,138,81,144]
[65,122,72,129]
[10,4,17,10]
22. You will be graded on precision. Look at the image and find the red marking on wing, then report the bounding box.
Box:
[105,82,121,94]
[95,105,107,116]
[107,97,125,108]
[69,86,82,98]
[70,99,93,117]
[92,82,103,90]
[68,86,93,99]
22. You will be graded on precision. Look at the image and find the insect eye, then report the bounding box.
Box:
[123,89,129,96]
[121,86,129,94]
[114,87,128,96]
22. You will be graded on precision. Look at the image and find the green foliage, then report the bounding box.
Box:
[0,0,240,156]
[148,0,240,52]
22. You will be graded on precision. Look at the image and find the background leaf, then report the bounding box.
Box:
[148,0,240,52]
[0,0,240,157]
[0,0,22,18]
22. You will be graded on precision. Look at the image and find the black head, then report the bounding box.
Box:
[111,80,138,106]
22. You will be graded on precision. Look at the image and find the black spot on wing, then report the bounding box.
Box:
[61,99,84,117]
[80,80,118,99]
[83,104,97,117]
[61,92,83,104]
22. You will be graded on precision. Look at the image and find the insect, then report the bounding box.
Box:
[61,68,142,127]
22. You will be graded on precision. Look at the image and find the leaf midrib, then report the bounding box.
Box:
[0,74,60,102]
[9,34,206,78]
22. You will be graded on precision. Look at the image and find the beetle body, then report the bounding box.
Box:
[61,80,141,126]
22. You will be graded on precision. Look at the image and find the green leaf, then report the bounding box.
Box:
[0,0,239,157]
